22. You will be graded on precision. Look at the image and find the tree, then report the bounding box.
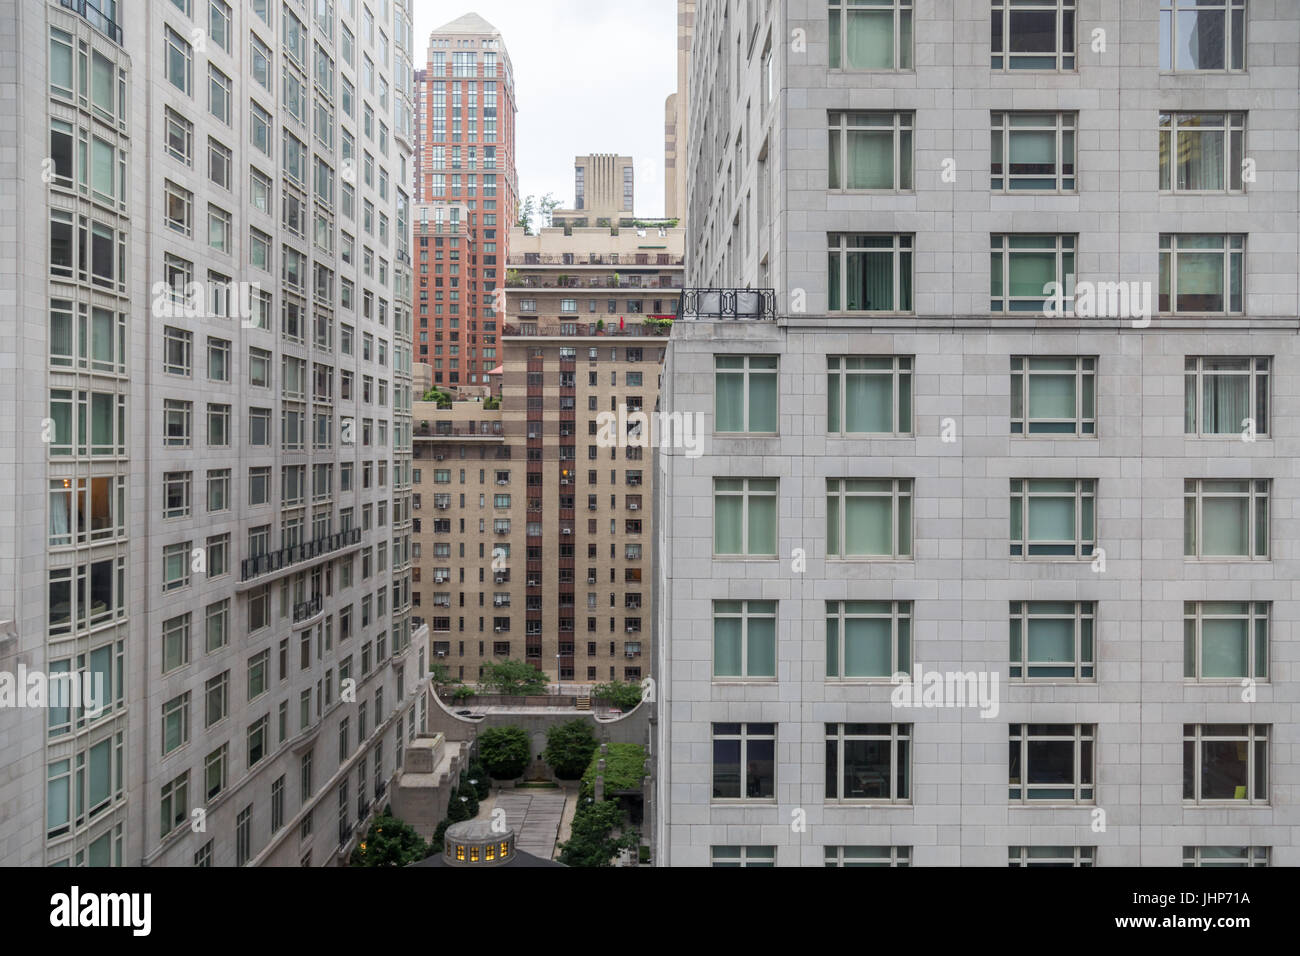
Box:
[538,192,561,230]
[557,800,625,867]
[480,659,548,696]
[543,720,600,779]
[349,813,430,867]
[478,725,531,780]
[465,759,491,800]
[592,681,643,711]
[422,387,452,408]
[517,195,537,234]
[445,786,478,822]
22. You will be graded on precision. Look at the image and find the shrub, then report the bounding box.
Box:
[479,659,548,696]
[466,760,491,800]
[592,681,642,711]
[543,720,600,780]
[478,725,531,780]
[558,800,626,867]
[349,813,429,867]
[431,819,451,853]
[578,743,647,802]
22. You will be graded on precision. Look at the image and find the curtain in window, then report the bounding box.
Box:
[1184,376,1198,431]
[1027,618,1073,664]
[1202,497,1248,554]
[748,377,776,432]
[848,249,894,311]
[846,10,894,68]
[1176,248,1224,312]
[49,486,70,540]
[847,372,892,432]
[88,738,111,807]
[1008,129,1055,178]
[91,308,113,365]
[1203,374,1248,433]
[747,495,776,554]
[1201,618,1247,677]
[715,372,745,431]
[91,393,114,449]
[715,495,743,553]
[845,496,892,554]
[746,614,775,676]
[91,138,114,198]
[1028,375,1076,419]
[844,617,891,676]
[1027,498,1074,542]
[714,615,742,675]
[1007,250,1056,304]
[848,128,893,189]
[89,644,111,709]
[1178,125,1224,190]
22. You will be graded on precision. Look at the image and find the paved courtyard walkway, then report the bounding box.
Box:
[491,790,569,861]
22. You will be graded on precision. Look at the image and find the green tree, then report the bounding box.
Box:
[557,800,625,867]
[349,813,430,867]
[539,192,561,229]
[543,720,600,779]
[517,195,537,234]
[592,681,643,711]
[422,387,452,408]
[478,725,531,780]
[480,659,548,696]
[465,759,491,800]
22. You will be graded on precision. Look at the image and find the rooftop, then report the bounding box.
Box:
[432,12,500,36]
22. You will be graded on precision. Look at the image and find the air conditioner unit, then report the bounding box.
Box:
[629,503,639,510]
[626,626,636,634]
[434,575,447,583]
[494,626,503,633]
[496,480,508,485]
[527,579,539,587]
[587,577,596,585]
[625,651,638,658]
[435,454,445,461]
[562,528,572,535]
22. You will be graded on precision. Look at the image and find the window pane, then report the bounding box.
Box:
[1028,374,1075,419]
[845,496,892,555]
[1201,497,1248,555]
[715,495,742,553]
[748,374,777,432]
[847,373,892,432]
[747,495,776,554]
[1028,497,1074,541]
[747,616,776,676]
[1202,618,1248,677]
[715,373,745,432]
[846,10,895,69]
[844,617,891,676]
[714,617,742,676]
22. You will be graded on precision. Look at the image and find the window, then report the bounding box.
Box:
[163,541,192,591]
[1185,601,1268,681]
[161,693,190,755]
[236,805,252,865]
[1009,724,1094,802]
[1009,478,1095,558]
[1183,724,1268,803]
[1009,846,1095,867]
[827,356,913,435]
[164,181,193,236]
[825,846,910,867]
[1183,847,1269,868]
[825,723,911,802]
[248,716,269,768]
[1011,356,1095,435]
[164,109,193,165]
[208,65,232,124]
[828,233,912,312]
[712,600,776,679]
[826,601,911,679]
[992,112,1076,191]
[165,27,192,93]
[1184,357,1268,436]
[1160,113,1245,192]
[1159,0,1246,71]
[163,327,192,376]
[1159,234,1244,315]
[991,234,1075,312]
[204,671,228,727]
[828,112,912,190]
[711,723,775,801]
[1184,479,1269,559]
[161,614,191,674]
[711,846,776,867]
[205,600,229,653]
[208,205,231,252]
[207,337,231,382]
[251,32,272,90]
[991,0,1075,71]
[248,650,269,701]
[828,0,912,70]
[208,404,231,447]
[826,479,913,558]
[250,101,272,156]
[160,772,189,837]
[163,471,191,519]
[714,355,777,434]
[713,478,778,557]
[1010,601,1095,680]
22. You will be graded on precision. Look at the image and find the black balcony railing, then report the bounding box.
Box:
[241,527,362,582]
[293,595,323,623]
[678,288,777,321]
[60,0,123,44]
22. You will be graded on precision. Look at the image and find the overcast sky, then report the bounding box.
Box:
[412,2,678,219]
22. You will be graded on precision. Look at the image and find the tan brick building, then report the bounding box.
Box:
[412,225,683,685]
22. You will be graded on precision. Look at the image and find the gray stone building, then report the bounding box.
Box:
[0,0,425,866]
[654,0,1299,866]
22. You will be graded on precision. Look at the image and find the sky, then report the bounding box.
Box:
[412,1,679,219]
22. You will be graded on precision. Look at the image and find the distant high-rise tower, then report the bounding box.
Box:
[664,0,695,221]
[414,13,519,391]
[551,154,635,228]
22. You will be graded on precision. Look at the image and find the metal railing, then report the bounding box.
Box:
[677,288,777,321]
[59,0,122,44]
[241,527,362,583]
[293,595,323,623]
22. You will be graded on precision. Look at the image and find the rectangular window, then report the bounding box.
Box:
[712,723,775,801]
[991,0,1075,71]
[1183,846,1269,867]
[713,478,778,557]
[714,355,778,434]
[826,601,911,679]
[1009,846,1095,867]
[163,541,192,591]
[828,234,913,312]
[1184,357,1268,436]
[1009,724,1094,802]
[1184,479,1269,559]
[991,234,1075,312]
[825,723,911,802]
[826,846,911,867]
[1160,113,1245,192]
[204,671,228,727]
[161,692,190,755]
[828,112,912,190]
[163,471,191,519]
[992,112,1076,191]
[208,65,232,125]
[165,27,193,94]
[827,356,913,435]
[711,846,776,867]
[1185,601,1268,681]
[162,614,191,674]
[164,109,193,165]
[1159,0,1246,71]
[1159,234,1244,315]
[828,0,912,70]
[1011,356,1095,435]
[1183,724,1268,803]
[1009,478,1095,558]
[1010,601,1095,681]
[160,772,189,837]
[712,600,776,679]
[826,479,913,559]
[205,745,227,800]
